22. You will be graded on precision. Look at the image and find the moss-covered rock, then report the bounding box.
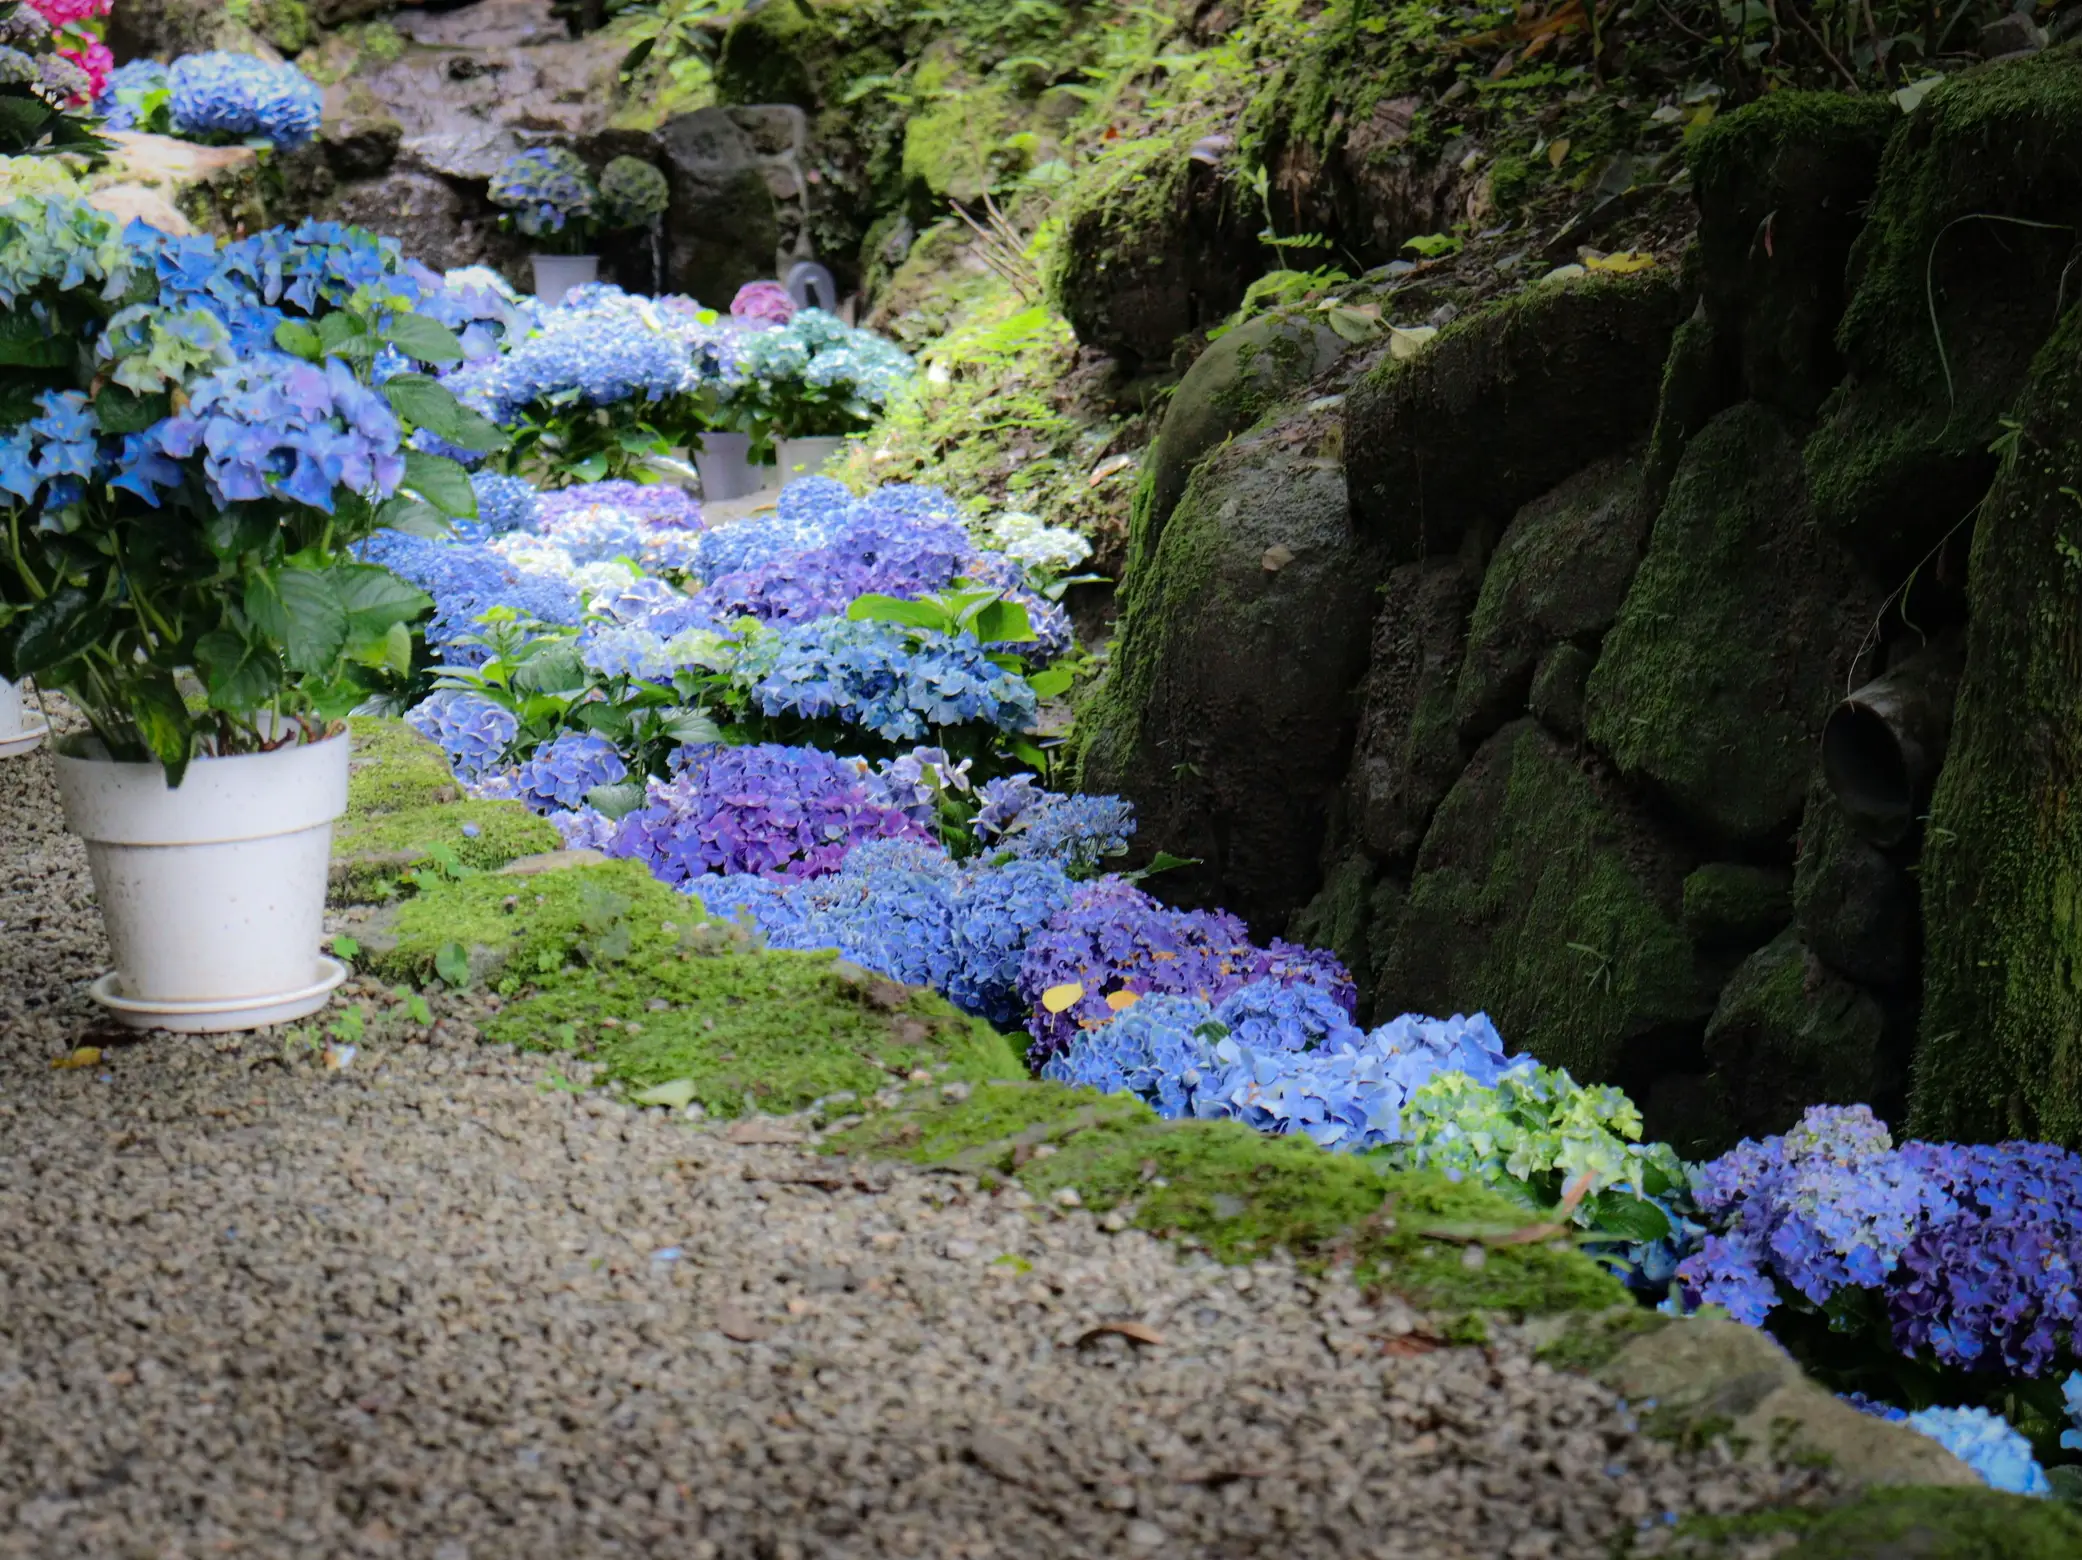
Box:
[1591,1316,1980,1491]
[1131,309,1352,572]
[828,1079,1628,1314]
[1667,1488,2082,1559]
[1452,455,1650,745]
[366,859,1025,1117]
[330,719,560,904]
[1344,556,1481,866]
[1376,720,1707,1084]
[1915,302,2082,1148]
[1794,774,1916,988]
[1641,303,1743,515]
[1073,402,1384,932]
[1527,642,1594,740]
[1585,402,1882,845]
[1805,48,2082,573]
[1688,91,1897,420]
[1044,127,1267,369]
[1288,852,1383,1014]
[1704,928,1888,1139]
[1344,272,1687,562]
[1682,863,1794,951]
[108,0,275,57]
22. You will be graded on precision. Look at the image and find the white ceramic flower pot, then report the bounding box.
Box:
[777,436,848,482]
[693,431,764,502]
[0,676,46,759]
[532,253,599,306]
[54,730,351,1032]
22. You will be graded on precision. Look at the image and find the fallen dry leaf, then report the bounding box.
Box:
[1377,1332,1446,1358]
[1041,982,1084,1014]
[1261,544,1295,572]
[1076,1320,1164,1348]
[1104,989,1141,1013]
[1087,453,1136,487]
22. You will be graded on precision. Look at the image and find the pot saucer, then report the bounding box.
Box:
[0,713,48,759]
[87,956,348,1034]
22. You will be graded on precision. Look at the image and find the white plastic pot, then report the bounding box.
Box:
[531,253,599,306]
[693,431,764,502]
[777,436,849,483]
[0,676,46,760]
[54,730,351,1032]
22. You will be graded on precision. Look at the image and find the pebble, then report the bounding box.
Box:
[0,735,1831,1557]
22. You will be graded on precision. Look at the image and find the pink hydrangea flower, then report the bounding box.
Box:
[57,39,111,100]
[28,0,113,26]
[730,280,795,326]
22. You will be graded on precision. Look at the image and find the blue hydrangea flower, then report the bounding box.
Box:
[404,689,517,782]
[149,353,405,511]
[740,617,1039,743]
[973,786,1135,875]
[458,471,540,540]
[502,731,628,813]
[168,53,323,149]
[486,146,596,238]
[1861,1404,2052,1498]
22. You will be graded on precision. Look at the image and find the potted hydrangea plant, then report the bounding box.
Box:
[0,197,507,1030]
[489,148,672,305]
[709,307,915,483]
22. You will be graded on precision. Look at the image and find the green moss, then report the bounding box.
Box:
[372,861,1025,1116]
[1530,1305,1669,1374]
[1585,402,1876,844]
[1379,721,1703,1082]
[1682,863,1793,949]
[225,0,313,52]
[1805,49,2082,569]
[1666,1488,2082,1559]
[1289,852,1382,1013]
[1916,304,2082,1148]
[330,719,560,902]
[1345,271,1685,562]
[1704,928,1886,1138]
[828,1079,1628,1314]
[900,81,1039,204]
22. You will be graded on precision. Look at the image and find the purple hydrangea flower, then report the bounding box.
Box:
[503,732,628,813]
[608,743,931,883]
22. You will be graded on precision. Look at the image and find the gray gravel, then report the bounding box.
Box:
[0,739,1828,1558]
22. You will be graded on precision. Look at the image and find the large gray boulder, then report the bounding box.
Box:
[656,108,788,305]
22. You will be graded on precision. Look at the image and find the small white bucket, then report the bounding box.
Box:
[532,253,600,307]
[777,436,849,483]
[0,676,47,759]
[55,729,352,1031]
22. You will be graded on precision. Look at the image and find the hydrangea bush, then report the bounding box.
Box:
[99,53,324,148]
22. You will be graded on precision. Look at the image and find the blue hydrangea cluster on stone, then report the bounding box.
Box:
[166,52,323,148]
[484,731,628,813]
[972,776,1135,875]
[1844,1397,2051,1497]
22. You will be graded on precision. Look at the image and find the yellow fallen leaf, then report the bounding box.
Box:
[50,1047,101,1071]
[1583,250,1656,274]
[1546,136,1570,168]
[1388,325,1437,361]
[1042,982,1085,1014]
[1105,989,1142,1013]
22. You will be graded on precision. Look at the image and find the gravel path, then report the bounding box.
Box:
[0,740,1820,1559]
